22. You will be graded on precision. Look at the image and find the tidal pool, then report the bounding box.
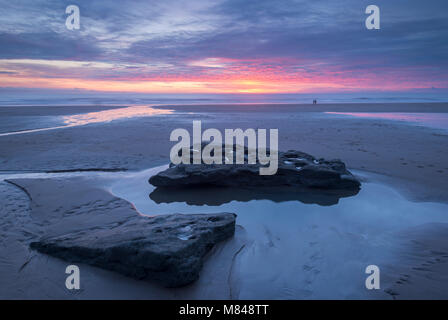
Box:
[109,166,448,299]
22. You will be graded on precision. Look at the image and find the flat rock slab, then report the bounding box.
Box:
[8,178,236,288]
[30,212,236,287]
[149,146,361,191]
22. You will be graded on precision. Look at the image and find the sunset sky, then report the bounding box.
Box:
[0,0,447,94]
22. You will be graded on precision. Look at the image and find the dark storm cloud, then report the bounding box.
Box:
[126,0,448,69]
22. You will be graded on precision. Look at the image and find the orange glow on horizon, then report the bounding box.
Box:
[0,75,345,94]
[0,74,433,94]
[0,57,445,94]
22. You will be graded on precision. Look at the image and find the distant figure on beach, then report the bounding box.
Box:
[313,99,317,104]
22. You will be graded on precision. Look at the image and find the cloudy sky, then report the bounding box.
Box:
[0,0,447,94]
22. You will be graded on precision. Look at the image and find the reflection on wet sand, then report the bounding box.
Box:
[149,185,360,206]
[0,105,173,137]
[61,105,173,126]
[326,112,448,131]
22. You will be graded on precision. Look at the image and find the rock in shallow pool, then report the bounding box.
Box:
[149,145,361,190]
[30,212,236,287]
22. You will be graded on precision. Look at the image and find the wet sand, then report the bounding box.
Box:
[2,103,447,201]
[2,168,448,299]
[155,102,448,113]
[0,176,246,299]
[0,105,124,134]
[1,103,448,299]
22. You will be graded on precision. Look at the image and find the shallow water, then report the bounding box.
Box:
[326,112,448,131]
[0,105,173,137]
[61,105,173,126]
[109,166,448,299]
[2,165,448,298]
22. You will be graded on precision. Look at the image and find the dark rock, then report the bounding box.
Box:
[149,145,361,191]
[30,212,236,287]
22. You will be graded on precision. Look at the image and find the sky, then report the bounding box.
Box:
[0,0,447,95]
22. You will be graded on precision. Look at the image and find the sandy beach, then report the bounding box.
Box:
[2,0,448,307]
[1,103,448,299]
[1,103,447,201]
